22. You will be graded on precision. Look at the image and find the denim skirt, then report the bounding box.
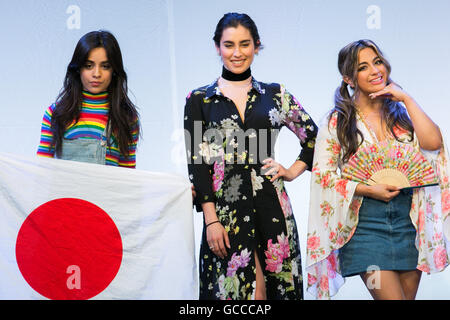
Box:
[339,189,418,277]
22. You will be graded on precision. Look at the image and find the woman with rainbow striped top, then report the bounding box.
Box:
[37,30,140,168]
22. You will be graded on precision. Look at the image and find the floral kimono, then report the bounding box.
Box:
[184,78,317,299]
[306,110,450,299]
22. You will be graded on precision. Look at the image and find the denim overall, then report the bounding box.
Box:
[59,124,110,165]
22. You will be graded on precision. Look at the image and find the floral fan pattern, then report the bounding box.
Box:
[342,141,439,189]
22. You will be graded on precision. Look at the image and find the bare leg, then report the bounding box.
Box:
[254,251,267,300]
[398,270,422,300]
[360,270,406,300]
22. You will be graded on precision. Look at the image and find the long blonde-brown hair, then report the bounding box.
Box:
[331,39,413,162]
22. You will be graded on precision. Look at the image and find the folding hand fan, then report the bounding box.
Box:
[341,141,439,189]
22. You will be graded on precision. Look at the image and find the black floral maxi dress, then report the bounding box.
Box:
[184,78,318,300]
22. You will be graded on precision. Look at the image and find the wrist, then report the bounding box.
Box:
[355,183,372,197]
[206,220,220,228]
[284,167,295,181]
[201,202,218,224]
[401,94,414,105]
[287,161,307,180]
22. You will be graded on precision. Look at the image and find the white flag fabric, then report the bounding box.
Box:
[0,152,197,300]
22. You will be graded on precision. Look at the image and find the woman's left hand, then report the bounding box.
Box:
[262,158,295,182]
[369,82,409,102]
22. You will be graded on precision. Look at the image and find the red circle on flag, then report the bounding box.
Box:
[15,198,123,300]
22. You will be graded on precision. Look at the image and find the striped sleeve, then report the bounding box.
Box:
[117,118,139,168]
[36,104,56,158]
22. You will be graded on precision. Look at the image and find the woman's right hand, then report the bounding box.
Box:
[206,222,230,259]
[202,202,231,259]
[356,183,401,202]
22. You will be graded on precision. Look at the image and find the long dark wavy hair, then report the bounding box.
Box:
[331,39,413,163]
[51,30,140,157]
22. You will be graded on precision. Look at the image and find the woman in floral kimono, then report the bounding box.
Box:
[184,12,317,300]
[306,39,450,299]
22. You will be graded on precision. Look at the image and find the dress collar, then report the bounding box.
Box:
[205,77,265,100]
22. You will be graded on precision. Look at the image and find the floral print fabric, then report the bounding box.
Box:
[306,110,450,299]
[184,78,317,299]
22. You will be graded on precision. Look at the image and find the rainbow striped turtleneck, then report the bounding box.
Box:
[37,91,138,168]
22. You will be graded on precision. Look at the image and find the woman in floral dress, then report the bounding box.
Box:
[184,12,317,300]
[306,39,450,299]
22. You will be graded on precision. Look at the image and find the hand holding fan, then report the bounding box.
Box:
[341,141,439,189]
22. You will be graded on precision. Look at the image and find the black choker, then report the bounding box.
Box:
[221,66,251,81]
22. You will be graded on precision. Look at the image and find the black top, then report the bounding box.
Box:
[184,77,318,211]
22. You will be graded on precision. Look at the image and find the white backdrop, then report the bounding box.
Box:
[0,0,449,299]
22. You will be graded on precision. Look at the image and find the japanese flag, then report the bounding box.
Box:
[0,152,197,300]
